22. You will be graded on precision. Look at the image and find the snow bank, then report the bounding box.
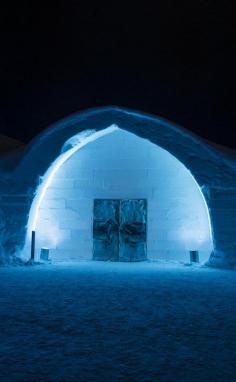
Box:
[0,262,235,381]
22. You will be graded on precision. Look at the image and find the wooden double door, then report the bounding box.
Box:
[93,199,147,262]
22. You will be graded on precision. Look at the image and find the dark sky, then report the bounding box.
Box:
[0,2,235,147]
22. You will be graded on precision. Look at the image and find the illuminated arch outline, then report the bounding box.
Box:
[27,124,119,238]
[25,124,213,260]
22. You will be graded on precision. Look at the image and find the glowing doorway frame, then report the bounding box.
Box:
[25,124,213,258]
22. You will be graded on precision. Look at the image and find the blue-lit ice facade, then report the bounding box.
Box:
[1,107,236,268]
[25,128,213,263]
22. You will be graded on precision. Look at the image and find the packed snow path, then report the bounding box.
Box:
[0,262,236,382]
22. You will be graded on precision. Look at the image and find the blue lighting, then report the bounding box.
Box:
[22,127,213,263]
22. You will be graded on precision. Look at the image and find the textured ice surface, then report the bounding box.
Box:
[0,107,236,267]
[0,262,236,382]
[28,129,213,263]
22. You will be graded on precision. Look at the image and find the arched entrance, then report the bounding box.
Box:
[23,126,213,263]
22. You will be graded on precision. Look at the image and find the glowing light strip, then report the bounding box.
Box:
[187,169,214,245]
[27,125,119,237]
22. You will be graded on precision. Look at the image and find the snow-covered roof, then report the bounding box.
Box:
[1,106,236,180]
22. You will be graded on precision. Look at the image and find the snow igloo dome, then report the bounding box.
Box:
[0,107,236,268]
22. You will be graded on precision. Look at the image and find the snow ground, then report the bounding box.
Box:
[0,261,236,382]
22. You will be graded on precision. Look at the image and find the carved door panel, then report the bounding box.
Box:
[119,199,147,261]
[93,199,119,261]
[93,199,147,262]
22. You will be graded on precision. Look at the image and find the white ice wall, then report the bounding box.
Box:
[33,129,213,262]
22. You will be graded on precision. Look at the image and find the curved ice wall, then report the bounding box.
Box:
[26,128,213,262]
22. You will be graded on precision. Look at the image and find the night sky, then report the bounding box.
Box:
[1,2,235,148]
